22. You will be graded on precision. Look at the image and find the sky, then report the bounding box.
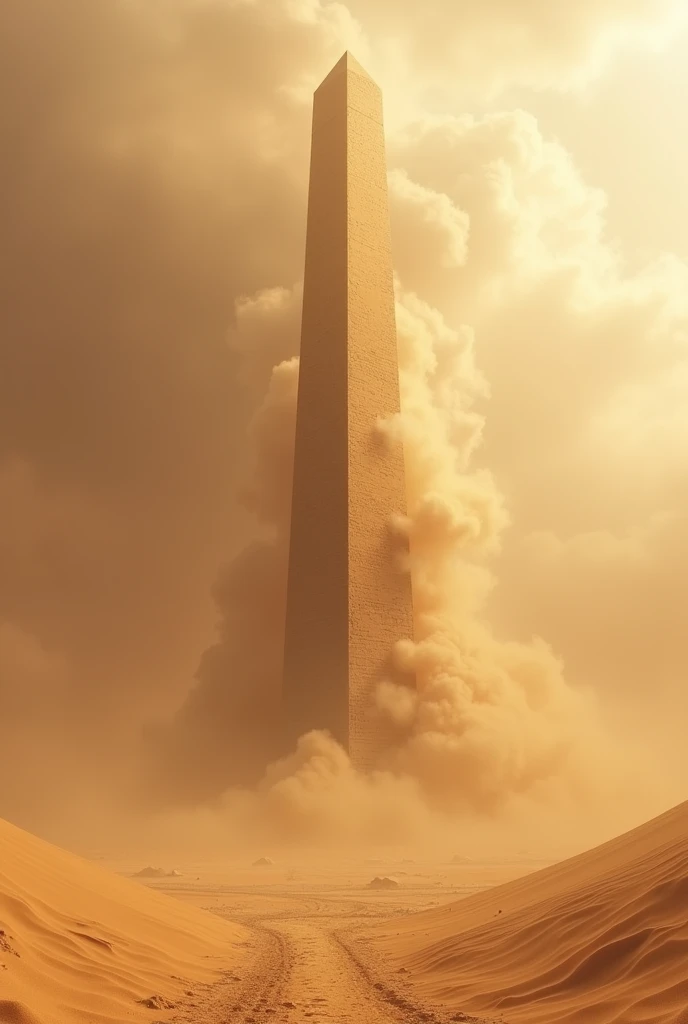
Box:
[504,21,688,263]
[0,0,687,855]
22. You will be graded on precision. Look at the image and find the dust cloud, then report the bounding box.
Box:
[1,0,687,858]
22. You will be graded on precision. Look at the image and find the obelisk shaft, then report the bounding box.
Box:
[282,53,414,766]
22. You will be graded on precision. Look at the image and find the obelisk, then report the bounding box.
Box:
[282,52,414,767]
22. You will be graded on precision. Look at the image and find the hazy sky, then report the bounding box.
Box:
[0,0,686,850]
[504,23,688,262]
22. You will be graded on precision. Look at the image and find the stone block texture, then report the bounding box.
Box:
[282,52,415,768]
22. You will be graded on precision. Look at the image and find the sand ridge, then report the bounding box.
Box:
[0,817,251,1024]
[362,800,688,1024]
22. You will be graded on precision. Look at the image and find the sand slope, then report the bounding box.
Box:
[369,801,688,1024]
[0,817,248,1024]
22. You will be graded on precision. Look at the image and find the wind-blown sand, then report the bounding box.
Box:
[0,817,249,1024]
[366,800,688,1024]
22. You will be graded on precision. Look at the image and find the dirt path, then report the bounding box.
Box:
[243,916,405,1023]
[164,885,496,1024]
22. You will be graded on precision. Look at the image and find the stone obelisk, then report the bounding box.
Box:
[282,52,414,767]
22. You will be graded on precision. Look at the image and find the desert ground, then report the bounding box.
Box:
[1,804,687,1024]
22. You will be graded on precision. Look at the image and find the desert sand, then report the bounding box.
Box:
[363,800,688,1024]
[0,816,251,1024]
[2,803,688,1024]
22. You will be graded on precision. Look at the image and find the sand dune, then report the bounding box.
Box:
[368,800,688,1023]
[0,817,248,1024]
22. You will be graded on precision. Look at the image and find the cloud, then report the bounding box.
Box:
[347,0,686,94]
[141,350,300,803]
[383,103,688,807]
[0,0,337,826]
